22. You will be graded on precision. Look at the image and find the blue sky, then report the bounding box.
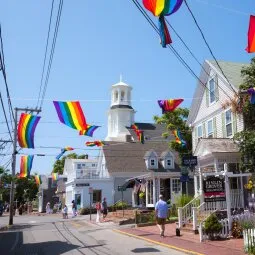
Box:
[0,0,254,174]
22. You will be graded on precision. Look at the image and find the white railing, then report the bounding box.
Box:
[244,228,255,253]
[230,189,244,209]
[178,195,201,228]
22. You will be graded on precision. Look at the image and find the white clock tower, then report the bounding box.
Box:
[105,78,135,142]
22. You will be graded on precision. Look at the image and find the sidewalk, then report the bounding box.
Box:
[114,223,245,255]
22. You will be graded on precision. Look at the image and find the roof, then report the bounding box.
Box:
[127,123,171,142]
[208,60,248,89]
[194,138,239,157]
[112,81,131,87]
[110,104,134,110]
[103,140,181,173]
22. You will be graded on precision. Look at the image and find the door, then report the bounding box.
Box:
[171,178,182,204]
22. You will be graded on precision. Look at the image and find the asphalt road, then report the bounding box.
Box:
[0,214,186,255]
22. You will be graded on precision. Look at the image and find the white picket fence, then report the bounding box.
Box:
[199,218,229,242]
[243,229,255,253]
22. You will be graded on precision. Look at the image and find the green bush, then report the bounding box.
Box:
[52,208,58,214]
[204,214,223,240]
[79,207,97,215]
[169,204,177,217]
[174,195,194,208]
[114,201,128,210]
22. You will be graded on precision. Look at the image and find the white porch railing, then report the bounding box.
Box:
[178,195,201,228]
[244,229,255,253]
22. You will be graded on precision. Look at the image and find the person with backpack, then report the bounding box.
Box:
[101,198,108,221]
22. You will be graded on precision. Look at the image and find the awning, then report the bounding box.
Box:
[122,174,150,189]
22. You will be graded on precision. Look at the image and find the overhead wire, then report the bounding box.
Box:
[131,0,229,106]
[36,0,55,109]
[39,0,64,110]
[183,0,239,97]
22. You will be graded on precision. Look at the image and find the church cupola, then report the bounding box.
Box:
[105,77,135,142]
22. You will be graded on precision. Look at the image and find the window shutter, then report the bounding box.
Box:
[205,86,209,107]
[203,122,206,138]
[233,113,237,135]
[215,75,219,102]
[213,117,217,138]
[221,112,226,137]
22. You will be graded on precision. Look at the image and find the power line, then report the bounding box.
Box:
[0,24,15,128]
[183,0,238,97]
[36,0,55,109]
[39,0,64,110]
[0,93,13,142]
[132,0,233,105]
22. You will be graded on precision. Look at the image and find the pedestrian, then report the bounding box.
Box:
[101,197,108,221]
[62,205,68,219]
[95,201,101,223]
[155,194,169,238]
[72,200,77,217]
[18,204,23,215]
[46,202,51,214]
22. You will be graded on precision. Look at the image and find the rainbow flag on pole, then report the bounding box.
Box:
[34,175,42,185]
[19,155,34,178]
[246,15,255,53]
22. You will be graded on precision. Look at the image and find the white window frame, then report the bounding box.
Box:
[172,178,181,193]
[165,157,174,169]
[208,78,216,105]
[225,109,233,137]
[207,119,213,138]
[150,159,155,167]
[197,125,203,139]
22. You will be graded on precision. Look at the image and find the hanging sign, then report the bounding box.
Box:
[182,156,197,166]
[203,176,225,199]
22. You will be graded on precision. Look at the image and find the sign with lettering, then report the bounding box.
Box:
[182,156,197,166]
[203,176,225,197]
[76,183,90,187]
[118,186,126,192]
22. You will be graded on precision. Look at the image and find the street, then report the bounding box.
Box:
[0,214,186,255]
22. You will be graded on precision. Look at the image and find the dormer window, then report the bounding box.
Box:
[166,159,172,167]
[150,159,155,167]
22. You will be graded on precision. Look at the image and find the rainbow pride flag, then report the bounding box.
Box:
[158,99,184,113]
[17,113,41,148]
[85,141,105,147]
[34,175,42,185]
[246,15,255,53]
[172,130,186,147]
[19,155,34,178]
[52,173,59,181]
[131,124,145,144]
[79,125,100,137]
[53,101,87,130]
[56,147,74,160]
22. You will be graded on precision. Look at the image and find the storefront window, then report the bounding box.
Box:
[147,180,153,204]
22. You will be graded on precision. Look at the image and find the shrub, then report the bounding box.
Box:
[79,207,96,215]
[174,195,193,208]
[52,208,58,214]
[204,214,223,240]
[114,201,128,210]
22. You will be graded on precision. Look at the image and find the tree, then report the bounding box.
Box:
[0,167,12,202]
[52,153,88,174]
[154,107,192,159]
[15,176,38,203]
[233,57,255,172]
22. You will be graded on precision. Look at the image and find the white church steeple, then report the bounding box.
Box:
[105,78,135,142]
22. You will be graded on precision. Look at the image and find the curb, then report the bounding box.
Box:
[113,229,205,255]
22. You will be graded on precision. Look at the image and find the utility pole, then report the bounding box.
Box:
[9,107,41,225]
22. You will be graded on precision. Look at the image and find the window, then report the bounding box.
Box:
[207,119,213,138]
[147,180,153,204]
[225,110,232,137]
[167,159,172,167]
[114,91,118,102]
[209,78,215,104]
[92,163,96,167]
[197,125,203,139]
[150,159,155,166]
[172,179,181,193]
[77,164,82,169]
[93,190,102,203]
[121,91,125,101]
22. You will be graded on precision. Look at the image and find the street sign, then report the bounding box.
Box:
[88,187,93,194]
[117,186,126,192]
[205,197,226,202]
[182,156,197,166]
[76,183,90,187]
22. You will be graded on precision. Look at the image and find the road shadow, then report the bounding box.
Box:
[0,224,41,232]
[131,247,161,253]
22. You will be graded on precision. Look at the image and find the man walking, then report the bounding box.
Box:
[155,194,169,237]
